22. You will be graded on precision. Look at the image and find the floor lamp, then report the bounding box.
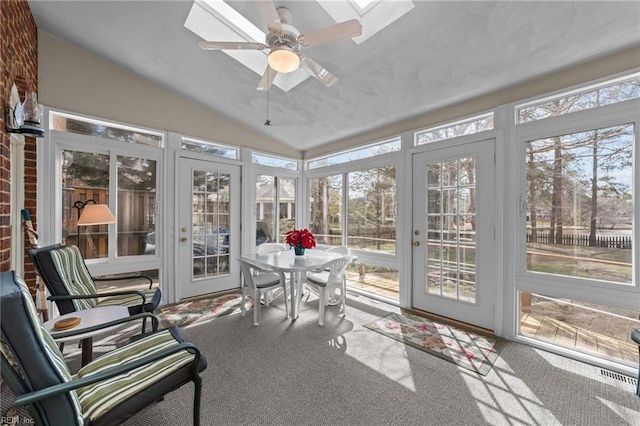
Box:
[74,200,117,257]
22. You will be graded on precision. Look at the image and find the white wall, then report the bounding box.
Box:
[37,31,300,158]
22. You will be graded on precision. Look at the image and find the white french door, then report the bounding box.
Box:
[178,158,240,298]
[412,139,496,330]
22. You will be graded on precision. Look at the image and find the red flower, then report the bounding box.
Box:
[285,228,316,249]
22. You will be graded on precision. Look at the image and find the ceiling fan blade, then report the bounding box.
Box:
[254,0,282,32]
[300,57,338,88]
[257,65,278,91]
[300,19,362,47]
[198,41,267,51]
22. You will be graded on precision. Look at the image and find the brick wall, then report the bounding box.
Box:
[1,0,39,292]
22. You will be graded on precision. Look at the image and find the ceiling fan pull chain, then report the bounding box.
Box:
[264,68,271,126]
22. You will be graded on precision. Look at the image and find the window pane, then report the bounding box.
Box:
[519,291,639,367]
[51,113,163,147]
[181,138,238,159]
[61,150,110,259]
[309,175,343,246]
[252,152,298,170]
[308,138,400,170]
[525,124,634,284]
[117,156,157,256]
[256,175,276,247]
[517,75,640,123]
[415,113,494,145]
[346,263,399,302]
[347,167,397,253]
[278,178,296,243]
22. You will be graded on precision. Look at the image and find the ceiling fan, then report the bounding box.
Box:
[198,1,362,91]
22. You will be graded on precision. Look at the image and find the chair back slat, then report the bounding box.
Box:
[0,271,84,425]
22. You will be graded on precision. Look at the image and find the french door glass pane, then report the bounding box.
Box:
[525,124,634,284]
[192,170,231,279]
[425,157,477,303]
[117,156,156,256]
[61,150,110,259]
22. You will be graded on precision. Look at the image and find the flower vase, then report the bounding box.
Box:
[294,246,306,256]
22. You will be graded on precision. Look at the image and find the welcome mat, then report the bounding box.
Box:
[364,312,504,375]
[157,292,252,329]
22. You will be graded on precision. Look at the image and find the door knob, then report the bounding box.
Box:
[412,241,420,247]
[181,237,188,243]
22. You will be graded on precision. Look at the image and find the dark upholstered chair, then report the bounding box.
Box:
[28,244,161,331]
[0,270,206,426]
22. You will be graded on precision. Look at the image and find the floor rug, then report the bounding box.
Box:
[364,312,505,375]
[156,292,252,329]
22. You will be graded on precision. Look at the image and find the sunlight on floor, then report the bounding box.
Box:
[597,397,640,424]
[460,363,562,425]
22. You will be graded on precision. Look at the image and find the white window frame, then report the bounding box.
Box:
[305,141,404,304]
[40,109,166,277]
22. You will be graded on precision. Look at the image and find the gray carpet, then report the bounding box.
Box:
[3,294,639,425]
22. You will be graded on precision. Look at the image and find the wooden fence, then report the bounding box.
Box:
[526,232,632,249]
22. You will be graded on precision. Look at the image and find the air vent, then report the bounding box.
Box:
[600,369,637,385]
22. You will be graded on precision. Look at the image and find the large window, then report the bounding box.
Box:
[61,150,158,259]
[517,73,638,370]
[53,113,162,262]
[308,174,343,246]
[525,124,634,284]
[256,175,296,244]
[347,167,396,253]
[309,168,396,254]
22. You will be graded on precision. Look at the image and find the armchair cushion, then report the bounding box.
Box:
[29,244,161,316]
[75,328,205,425]
[1,270,207,426]
[1,271,84,425]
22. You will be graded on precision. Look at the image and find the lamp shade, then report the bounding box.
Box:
[77,204,116,226]
[268,48,300,74]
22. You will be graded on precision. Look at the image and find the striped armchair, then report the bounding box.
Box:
[0,270,206,426]
[29,244,161,331]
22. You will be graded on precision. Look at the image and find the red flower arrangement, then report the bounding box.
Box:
[285,228,316,249]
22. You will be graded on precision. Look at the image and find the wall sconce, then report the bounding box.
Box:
[74,200,117,256]
[5,91,45,138]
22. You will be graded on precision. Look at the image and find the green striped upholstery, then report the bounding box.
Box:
[95,288,157,308]
[74,329,195,422]
[4,273,84,425]
[49,245,98,311]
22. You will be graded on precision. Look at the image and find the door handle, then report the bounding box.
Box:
[412,241,420,247]
[181,237,188,243]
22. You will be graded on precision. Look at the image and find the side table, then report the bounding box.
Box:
[43,306,129,366]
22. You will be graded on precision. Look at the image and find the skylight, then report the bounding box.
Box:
[317,0,414,44]
[184,0,310,92]
[185,0,413,89]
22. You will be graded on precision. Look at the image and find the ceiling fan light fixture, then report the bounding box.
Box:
[268,47,300,73]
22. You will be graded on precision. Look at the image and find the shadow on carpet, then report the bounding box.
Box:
[156,292,252,329]
[364,312,505,375]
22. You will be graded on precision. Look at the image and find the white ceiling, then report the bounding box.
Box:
[28,1,640,152]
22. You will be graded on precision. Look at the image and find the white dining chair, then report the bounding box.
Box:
[256,243,288,305]
[238,258,289,325]
[323,246,351,304]
[303,256,352,326]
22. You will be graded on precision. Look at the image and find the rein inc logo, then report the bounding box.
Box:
[1,409,34,425]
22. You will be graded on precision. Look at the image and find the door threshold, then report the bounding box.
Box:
[409,307,494,335]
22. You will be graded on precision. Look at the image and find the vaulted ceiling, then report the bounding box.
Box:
[28,1,640,151]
